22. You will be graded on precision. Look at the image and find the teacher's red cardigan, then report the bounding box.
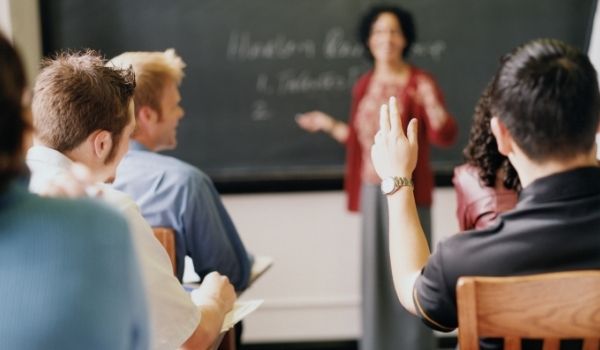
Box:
[344,68,458,212]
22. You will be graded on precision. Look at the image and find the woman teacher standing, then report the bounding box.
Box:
[297,5,457,350]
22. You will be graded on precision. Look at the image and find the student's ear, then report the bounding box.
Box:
[490,116,513,156]
[91,129,113,162]
[137,105,159,127]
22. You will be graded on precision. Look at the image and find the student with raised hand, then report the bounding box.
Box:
[453,78,519,231]
[26,50,235,350]
[371,39,600,350]
[0,34,149,350]
[108,50,252,291]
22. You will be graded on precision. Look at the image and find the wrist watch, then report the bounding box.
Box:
[380,176,413,195]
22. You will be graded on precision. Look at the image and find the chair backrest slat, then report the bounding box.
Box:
[504,336,521,350]
[542,339,559,350]
[582,339,599,350]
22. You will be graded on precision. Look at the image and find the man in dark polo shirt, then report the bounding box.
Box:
[370,38,600,349]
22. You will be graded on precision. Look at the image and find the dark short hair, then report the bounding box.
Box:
[32,50,136,163]
[490,39,600,161]
[358,4,416,61]
[464,78,520,191]
[0,33,28,191]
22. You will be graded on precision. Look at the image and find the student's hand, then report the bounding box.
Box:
[371,97,419,179]
[185,272,236,350]
[295,111,336,133]
[193,272,235,312]
[38,163,101,198]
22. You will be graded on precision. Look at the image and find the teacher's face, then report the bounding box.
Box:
[368,12,406,65]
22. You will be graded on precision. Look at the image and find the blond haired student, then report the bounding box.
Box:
[109,50,253,291]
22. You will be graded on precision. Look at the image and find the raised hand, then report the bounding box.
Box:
[371,96,419,180]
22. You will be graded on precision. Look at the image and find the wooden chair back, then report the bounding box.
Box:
[456,270,600,350]
[152,227,177,275]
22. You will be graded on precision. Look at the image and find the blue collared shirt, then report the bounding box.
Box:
[113,141,251,290]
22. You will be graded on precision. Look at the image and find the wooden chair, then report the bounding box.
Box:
[456,270,600,350]
[151,227,236,350]
[152,227,177,275]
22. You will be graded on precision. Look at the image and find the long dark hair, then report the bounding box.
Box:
[0,33,28,191]
[463,78,520,191]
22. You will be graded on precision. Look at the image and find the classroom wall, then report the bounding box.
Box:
[588,1,600,159]
[0,0,41,86]
[588,1,600,73]
[217,188,458,343]
[0,0,11,38]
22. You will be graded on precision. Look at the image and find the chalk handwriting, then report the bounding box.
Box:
[255,66,365,95]
[227,32,316,61]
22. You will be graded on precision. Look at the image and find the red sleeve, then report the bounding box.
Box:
[417,71,458,147]
[453,164,519,232]
[453,165,473,231]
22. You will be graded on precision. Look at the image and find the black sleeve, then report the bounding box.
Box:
[413,242,458,332]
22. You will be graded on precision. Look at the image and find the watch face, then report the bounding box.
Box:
[381,177,396,194]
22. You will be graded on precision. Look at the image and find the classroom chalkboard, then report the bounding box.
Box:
[40,0,596,183]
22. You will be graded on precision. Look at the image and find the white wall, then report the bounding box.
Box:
[0,0,11,38]
[0,0,42,85]
[588,1,600,72]
[588,1,600,159]
[213,188,458,343]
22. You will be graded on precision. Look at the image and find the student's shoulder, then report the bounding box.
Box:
[148,152,212,185]
[24,192,130,238]
[452,164,489,199]
[432,220,505,279]
[131,150,203,177]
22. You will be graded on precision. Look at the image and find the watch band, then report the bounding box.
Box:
[381,176,414,195]
[394,176,413,188]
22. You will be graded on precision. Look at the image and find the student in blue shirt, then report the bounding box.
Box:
[109,50,252,290]
[0,33,149,350]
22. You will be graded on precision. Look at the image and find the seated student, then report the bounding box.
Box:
[370,38,600,349]
[108,50,252,290]
[0,34,149,349]
[26,50,235,350]
[453,79,519,231]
